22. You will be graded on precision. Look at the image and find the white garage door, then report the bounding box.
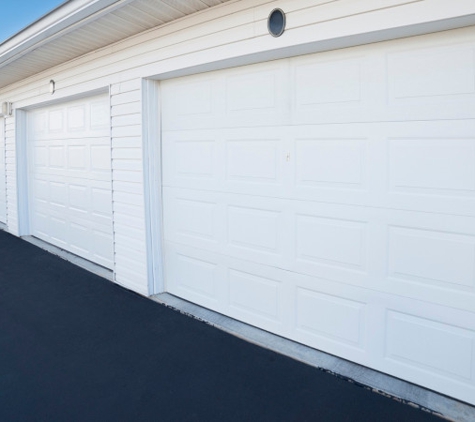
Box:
[161,28,475,404]
[27,94,113,269]
[0,117,6,224]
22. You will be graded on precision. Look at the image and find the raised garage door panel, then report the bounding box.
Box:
[161,27,475,405]
[0,117,5,224]
[27,94,113,269]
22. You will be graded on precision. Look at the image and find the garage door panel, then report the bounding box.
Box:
[165,121,475,217]
[378,296,475,405]
[162,127,287,197]
[225,138,284,186]
[164,243,223,310]
[163,189,221,246]
[32,170,111,184]
[29,98,109,139]
[293,137,369,191]
[166,242,372,357]
[388,139,475,193]
[223,62,290,126]
[385,311,474,383]
[32,203,112,235]
[383,212,475,313]
[29,122,110,141]
[292,34,475,124]
[161,77,219,131]
[31,216,113,268]
[291,52,384,125]
[163,187,290,270]
[28,94,113,268]
[165,243,288,335]
[386,42,475,121]
[164,187,373,288]
[387,227,475,289]
[165,182,475,310]
[294,286,368,353]
[162,62,290,132]
[31,179,112,218]
[227,204,283,256]
[294,213,369,273]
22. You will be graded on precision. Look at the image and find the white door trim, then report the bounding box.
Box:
[16,109,29,236]
[142,78,165,295]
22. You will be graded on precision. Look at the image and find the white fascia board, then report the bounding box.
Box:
[0,0,132,68]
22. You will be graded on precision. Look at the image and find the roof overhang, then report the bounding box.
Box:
[0,0,231,89]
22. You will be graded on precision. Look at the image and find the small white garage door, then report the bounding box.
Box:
[27,94,113,269]
[0,117,6,224]
[161,27,475,405]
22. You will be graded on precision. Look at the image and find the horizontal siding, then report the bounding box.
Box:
[2,0,472,103]
[110,78,148,293]
[4,116,17,235]
[112,113,142,127]
[111,159,143,172]
[111,102,142,117]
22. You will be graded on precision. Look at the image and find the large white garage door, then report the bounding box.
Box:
[27,94,113,269]
[0,117,6,224]
[161,28,475,404]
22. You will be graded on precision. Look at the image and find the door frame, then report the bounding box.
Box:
[142,79,164,295]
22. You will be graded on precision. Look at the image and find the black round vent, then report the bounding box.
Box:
[268,9,286,37]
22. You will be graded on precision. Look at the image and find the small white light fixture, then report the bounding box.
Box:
[1,102,12,116]
[49,79,56,94]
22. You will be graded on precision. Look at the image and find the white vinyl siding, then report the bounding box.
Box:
[160,31,475,405]
[4,115,17,234]
[110,79,148,293]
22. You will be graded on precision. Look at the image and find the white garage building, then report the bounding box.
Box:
[1,0,475,410]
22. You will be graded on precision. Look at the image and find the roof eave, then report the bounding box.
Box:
[0,0,126,70]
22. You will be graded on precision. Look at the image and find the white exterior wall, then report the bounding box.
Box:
[110,78,148,294]
[5,115,17,233]
[0,0,474,295]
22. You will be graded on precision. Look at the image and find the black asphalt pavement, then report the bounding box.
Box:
[0,230,442,421]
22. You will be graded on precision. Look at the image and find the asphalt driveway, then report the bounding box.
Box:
[0,230,442,421]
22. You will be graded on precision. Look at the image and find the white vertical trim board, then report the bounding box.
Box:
[14,109,29,236]
[142,78,164,295]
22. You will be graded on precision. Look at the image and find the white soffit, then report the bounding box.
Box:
[0,0,232,89]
